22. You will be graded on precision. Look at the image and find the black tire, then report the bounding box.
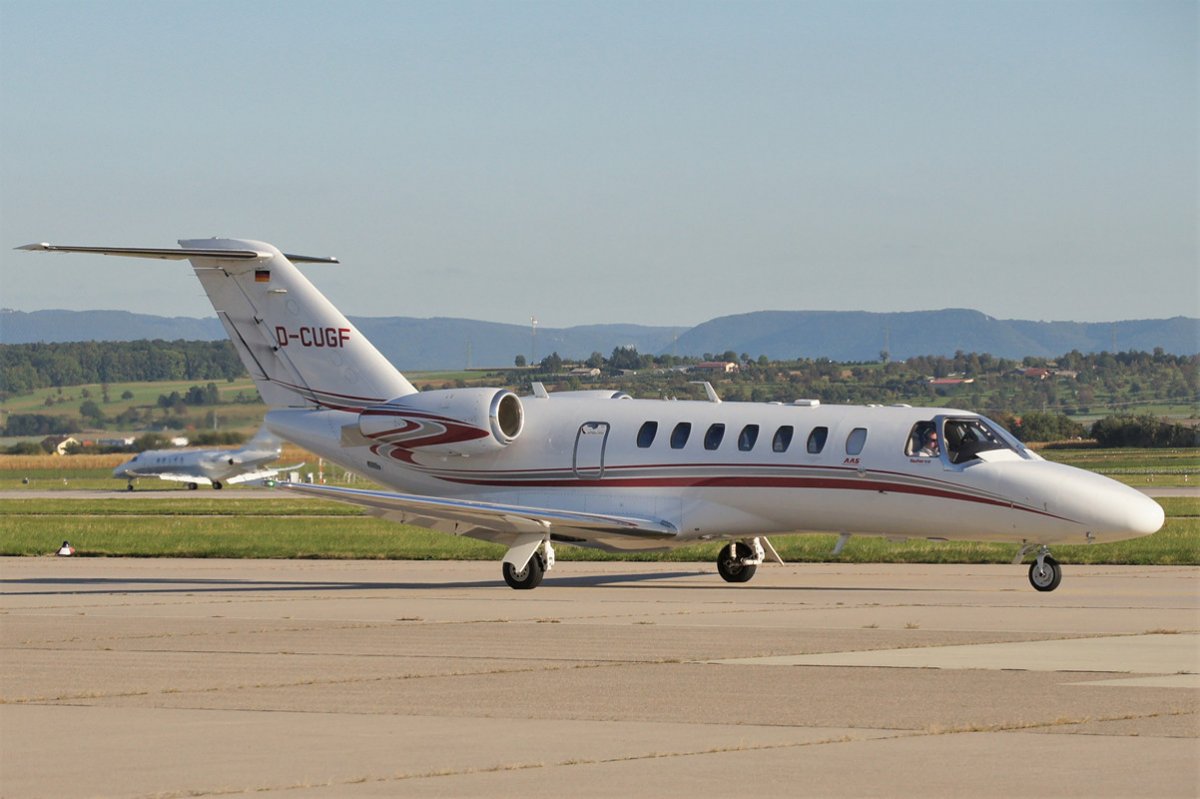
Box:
[716,542,758,583]
[503,555,545,590]
[187,483,199,491]
[212,481,223,490]
[126,483,134,492]
[1029,555,1062,592]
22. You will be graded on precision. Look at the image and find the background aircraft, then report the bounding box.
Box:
[23,239,1164,589]
[113,426,298,490]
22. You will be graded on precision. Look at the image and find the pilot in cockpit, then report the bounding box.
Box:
[917,428,940,457]
[908,421,940,458]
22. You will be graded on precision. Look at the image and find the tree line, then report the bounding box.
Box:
[0,340,245,397]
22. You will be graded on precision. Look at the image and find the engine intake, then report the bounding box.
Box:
[358,388,524,457]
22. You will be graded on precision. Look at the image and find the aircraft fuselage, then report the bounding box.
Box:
[266,396,1162,552]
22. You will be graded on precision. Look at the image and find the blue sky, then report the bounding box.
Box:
[1,0,1195,328]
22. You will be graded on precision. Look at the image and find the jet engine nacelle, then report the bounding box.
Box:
[358,388,524,456]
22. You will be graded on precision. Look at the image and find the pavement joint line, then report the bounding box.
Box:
[85,708,1196,798]
[114,731,899,798]
[3,660,633,704]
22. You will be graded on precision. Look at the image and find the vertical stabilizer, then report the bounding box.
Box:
[179,239,416,409]
[18,238,417,409]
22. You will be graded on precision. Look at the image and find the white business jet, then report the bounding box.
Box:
[112,426,297,490]
[21,240,1164,590]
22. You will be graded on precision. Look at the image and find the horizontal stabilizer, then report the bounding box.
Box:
[17,243,338,263]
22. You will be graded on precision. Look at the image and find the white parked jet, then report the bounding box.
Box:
[113,427,295,490]
[22,239,1164,590]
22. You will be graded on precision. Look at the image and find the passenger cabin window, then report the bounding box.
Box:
[670,422,692,449]
[637,421,658,448]
[738,424,759,451]
[846,427,868,456]
[772,425,794,453]
[704,423,726,451]
[906,421,939,457]
[807,426,828,454]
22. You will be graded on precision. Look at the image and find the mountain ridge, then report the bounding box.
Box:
[2,308,1196,370]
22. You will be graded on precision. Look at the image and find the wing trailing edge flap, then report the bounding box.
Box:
[274,483,679,550]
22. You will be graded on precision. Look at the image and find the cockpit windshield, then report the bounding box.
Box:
[941,416,1029,465]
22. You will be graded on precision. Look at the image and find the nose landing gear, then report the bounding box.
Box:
[1016,544,1062,592]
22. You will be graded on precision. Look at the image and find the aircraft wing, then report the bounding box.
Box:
[272,483,680,551]
[153,473,214,485]
[225,463,306,485]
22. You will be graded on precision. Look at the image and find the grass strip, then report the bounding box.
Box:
[2,511,1195,564]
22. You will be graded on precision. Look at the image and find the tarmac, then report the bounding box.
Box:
[1,558,1197,798]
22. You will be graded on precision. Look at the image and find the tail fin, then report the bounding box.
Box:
[20,238,417,409]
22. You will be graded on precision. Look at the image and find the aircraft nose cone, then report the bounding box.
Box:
[1014,462,1167,542]
[1078,479,1165,538]
[1123,492,1166,536]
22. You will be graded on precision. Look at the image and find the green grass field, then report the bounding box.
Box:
[0,494,1195,565]
[0,443,1195,564]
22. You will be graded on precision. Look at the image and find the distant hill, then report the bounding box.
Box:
[350,317,684,371]
[1,310,226,344]
[676,309,1200,361]
[2,308,1196,368]
[0,310,682,371]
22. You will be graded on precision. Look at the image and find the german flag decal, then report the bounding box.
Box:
[254,270,270,283]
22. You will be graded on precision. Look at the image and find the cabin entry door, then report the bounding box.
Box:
[573,422,609,479]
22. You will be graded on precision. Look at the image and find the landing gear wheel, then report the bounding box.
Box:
[503,555,545,590]
[1029,555,1062,592]
[186,482,199,491]
[212,481,223,490]
[126,483,134,492]
[717,542,757,583]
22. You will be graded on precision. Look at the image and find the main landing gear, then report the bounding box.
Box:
[503,553,546,589]
[1016,544,1062,592]
[716,537,781,584]
[502,537,555,590]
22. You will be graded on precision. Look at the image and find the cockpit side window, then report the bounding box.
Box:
[906,421,940,457]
